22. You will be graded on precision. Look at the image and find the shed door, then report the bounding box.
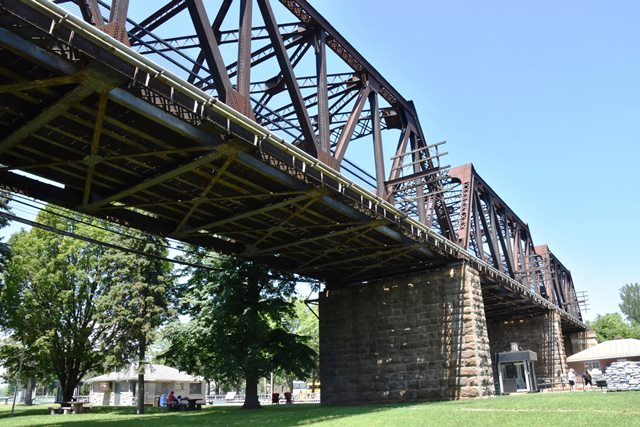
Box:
[114,382,124,406]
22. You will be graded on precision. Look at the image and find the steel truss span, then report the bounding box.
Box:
[0,0,583,330]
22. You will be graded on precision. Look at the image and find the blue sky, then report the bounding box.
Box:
[308,0,639,320]
[3,0,638,321]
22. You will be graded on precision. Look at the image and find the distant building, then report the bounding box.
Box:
[566,338,640,373]
[86,364,206,406]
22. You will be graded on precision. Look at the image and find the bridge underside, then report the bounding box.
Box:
[0,2,456,285]
[0,1,586,331]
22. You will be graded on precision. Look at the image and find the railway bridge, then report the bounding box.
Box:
[0,0,587,403]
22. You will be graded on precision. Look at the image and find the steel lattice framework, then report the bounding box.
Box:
[57,0,454,237]
[0,0,583,328]
[445,164,582,321]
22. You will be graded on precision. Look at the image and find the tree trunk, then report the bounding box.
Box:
[61,380,75,403]
[242,372,261,409]
[137,340,146,414]
[24,377,34,405]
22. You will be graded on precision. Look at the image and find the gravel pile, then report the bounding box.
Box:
[604,361,640,391]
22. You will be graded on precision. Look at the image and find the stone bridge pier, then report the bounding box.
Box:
[319,261,495,404]
[319,261,572,404]
[486,311,568,388]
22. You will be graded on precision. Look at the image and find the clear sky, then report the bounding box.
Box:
[2,0,638,322]
[307,0,639,320]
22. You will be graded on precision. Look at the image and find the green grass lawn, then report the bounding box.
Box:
[1,392,639,427]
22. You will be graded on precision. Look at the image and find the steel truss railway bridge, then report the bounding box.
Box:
[0,0,586,402]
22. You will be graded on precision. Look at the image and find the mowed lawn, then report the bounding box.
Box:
[1,392,639,427]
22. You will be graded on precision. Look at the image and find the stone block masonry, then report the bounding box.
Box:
[486,310,567,383]
[319,261,495,405]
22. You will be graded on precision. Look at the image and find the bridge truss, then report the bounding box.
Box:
[0,0,584,329]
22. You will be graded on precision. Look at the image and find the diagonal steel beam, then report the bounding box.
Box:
[257,0,317,156]
[294,221,386,269]
[129,0,187,39]
[299,243,422,272]
[340,245,424,281]
[253,193,322,247]
[188,0,233,84]
[0,83,95,155]
[175,191,316,236]
[174,154,237,233]
[333,84,371,166]
[185,0,233,101]
[82,90,109,207]
[0,74,85,93]
[86,150,226,212]
[76,0,105,26]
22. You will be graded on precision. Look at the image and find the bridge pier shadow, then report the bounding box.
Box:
[486,311,568,389]
[319,261,495,404]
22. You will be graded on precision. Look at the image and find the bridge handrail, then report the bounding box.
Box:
[20,0,584,330]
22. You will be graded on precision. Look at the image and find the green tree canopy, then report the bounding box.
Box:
[588,313,640,342]
[619,283,640,325]
[0,206,175,403]
[97,229,174,414]
[165,249,316,409]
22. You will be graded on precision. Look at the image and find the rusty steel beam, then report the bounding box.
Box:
[55,0,452,235]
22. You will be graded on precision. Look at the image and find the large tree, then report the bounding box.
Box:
[619,283,640,325]
[0,206,174,403]
[98,230,174,414]
[167,249,316,409]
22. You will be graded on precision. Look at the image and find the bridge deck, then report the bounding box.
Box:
[0,0,584,331]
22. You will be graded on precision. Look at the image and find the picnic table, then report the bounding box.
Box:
[186,398,204,410]
[49,401,84,415]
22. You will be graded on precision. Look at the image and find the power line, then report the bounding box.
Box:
[0,190,323,289]
[1,189,221,265]
[0,210,224,272]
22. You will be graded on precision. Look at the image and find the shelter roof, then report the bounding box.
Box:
[566,338,640,362]
[86,364,202,383]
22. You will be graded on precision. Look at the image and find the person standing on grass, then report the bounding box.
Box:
[582,368,593,390]
[568,368,576,391]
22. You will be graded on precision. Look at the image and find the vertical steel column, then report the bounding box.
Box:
[315,26,331,162]
[108,0,129,25]
[409,133,427,223]
[448,164,474,248]
[98,0,130,44]
[237,0,252,99]
[369,89,386,198]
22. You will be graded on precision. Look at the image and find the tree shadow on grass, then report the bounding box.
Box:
[1,403,442,426]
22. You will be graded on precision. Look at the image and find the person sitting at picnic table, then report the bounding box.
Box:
[167,391,177,408]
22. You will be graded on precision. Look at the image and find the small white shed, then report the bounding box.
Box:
[86,364,206,406]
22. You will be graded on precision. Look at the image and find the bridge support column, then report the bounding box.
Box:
[486,310,567,386]
[319,262,495,404]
